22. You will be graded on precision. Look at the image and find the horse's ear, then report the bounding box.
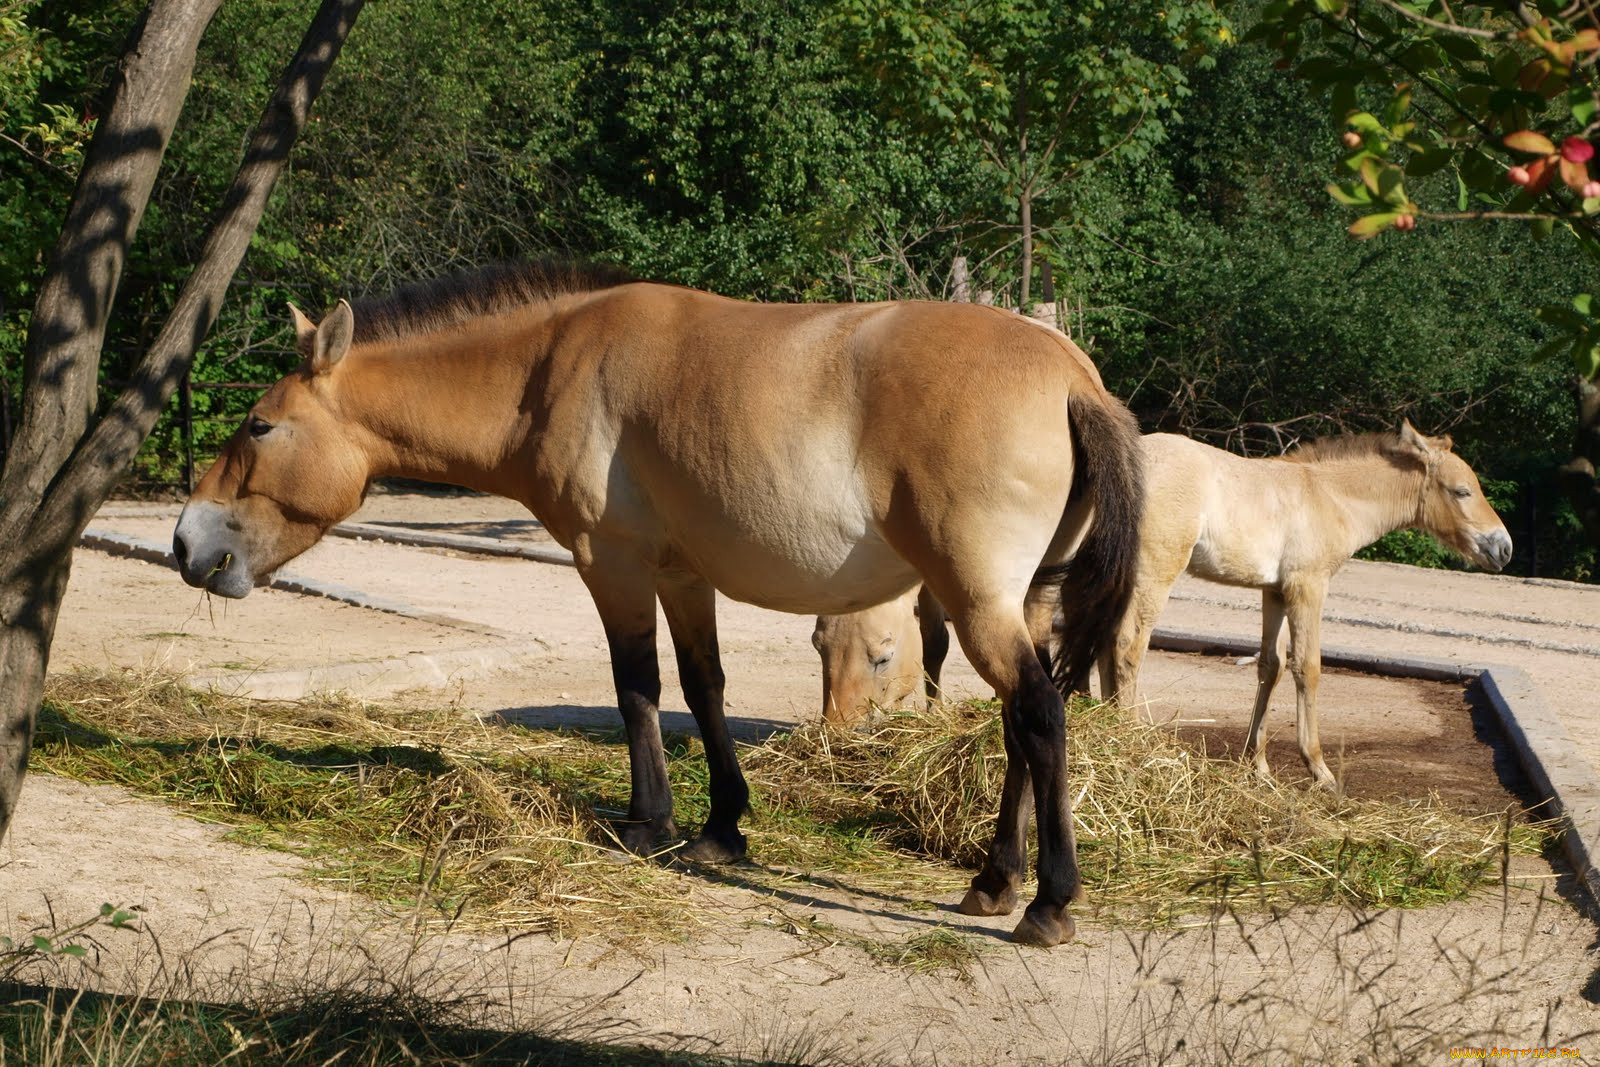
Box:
[1397,419,1432,456]
[310,299,354,375]
[288,302,318,358]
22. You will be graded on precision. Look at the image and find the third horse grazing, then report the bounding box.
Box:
[816,425,1511,789]
[171,261,1143,947]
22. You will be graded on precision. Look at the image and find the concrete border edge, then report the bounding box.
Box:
[1153,624,1600,911]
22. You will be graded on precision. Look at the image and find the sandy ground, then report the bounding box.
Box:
[4,489,1600,1061]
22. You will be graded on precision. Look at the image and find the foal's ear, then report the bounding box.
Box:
[288,302,318,358]
[309,299,355,375]
[1397,419,1433,456]
[1399,418,1455,455]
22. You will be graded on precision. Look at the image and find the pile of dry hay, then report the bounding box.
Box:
[35,670,1545,942]
[750,698,1546,923]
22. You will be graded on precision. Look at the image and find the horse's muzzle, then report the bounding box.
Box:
[1476,529,1513,573]
[173,502,256,598]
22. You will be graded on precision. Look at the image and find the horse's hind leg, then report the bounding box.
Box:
[959,705,1032,918]
[658,571,751,862]
[578,551,674,852]
[956,590,1059,919]
[1284,577,1335,789]
[950,601,1079,947]
[1242,589,1287,781]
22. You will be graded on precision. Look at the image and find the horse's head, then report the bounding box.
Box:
[1401,420,1513,572]
[812,590,926,726]
[173,302,370,597]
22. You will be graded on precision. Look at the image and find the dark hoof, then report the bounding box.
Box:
[678,826,747,864]
[617,819,675,855]
[957,883,1019,917]
[1012,906,1075,948]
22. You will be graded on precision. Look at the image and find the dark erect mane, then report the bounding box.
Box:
[349,260,636,344]
[1283,431,1413,465]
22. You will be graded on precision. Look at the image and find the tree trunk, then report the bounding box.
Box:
[1560,375,1600,547]
[0,0,365,846]
[1017,65,1031,314]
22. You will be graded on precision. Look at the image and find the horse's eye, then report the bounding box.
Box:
[248,416,273,439]
[1452,486,1471,498]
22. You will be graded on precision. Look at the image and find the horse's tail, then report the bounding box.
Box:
[1051,390,1144,697]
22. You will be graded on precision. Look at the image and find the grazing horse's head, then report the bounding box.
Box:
[173,302,369,597]
[813,589,925,726]
[1399,420,1513,572]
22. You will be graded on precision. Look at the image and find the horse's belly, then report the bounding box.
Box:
[683,523,918,615]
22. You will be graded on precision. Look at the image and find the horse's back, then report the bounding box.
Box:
[1143,434,1322,588]
[555,286,1107,612]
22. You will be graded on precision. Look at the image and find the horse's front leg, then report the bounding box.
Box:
[1242,589,1287,781]
[657,571,750,863]
[1284,576,1335,789]
[578,547,675,853]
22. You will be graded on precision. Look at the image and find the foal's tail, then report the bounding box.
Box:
[1051,391,1144,697]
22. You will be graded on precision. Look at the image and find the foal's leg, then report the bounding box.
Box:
[578,551,674,852]
[1242,589,1287,781]
[657,572,751,862]
[916,585,951,700]
[1283,577,1335,788]
[951,602,1079,947]
[1105,548,1187,709]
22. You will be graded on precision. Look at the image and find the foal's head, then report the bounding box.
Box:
[813,589,925,726]
[173,302,370,597]
[1394,421,1512,572]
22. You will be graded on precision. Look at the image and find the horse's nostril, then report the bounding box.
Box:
[173,532,189,568]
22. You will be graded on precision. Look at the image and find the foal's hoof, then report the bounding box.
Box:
[678,827,747,864]
[957,884,1019,917]
[1011,906,1076,948]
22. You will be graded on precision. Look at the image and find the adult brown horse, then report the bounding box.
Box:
[172,263,1143,947]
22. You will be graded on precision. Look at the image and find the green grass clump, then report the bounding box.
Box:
[0,979,831,1067]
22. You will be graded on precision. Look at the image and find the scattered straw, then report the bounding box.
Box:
[35,670,1549,947]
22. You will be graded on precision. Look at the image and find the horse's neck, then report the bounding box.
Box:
[346,316,549,496]
[1313,458,1424,556]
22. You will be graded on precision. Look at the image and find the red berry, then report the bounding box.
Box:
[1508,165,1532,186]
[1342,131,1363,150]
[1563,136,1595,163]
[1394,214,1417,232]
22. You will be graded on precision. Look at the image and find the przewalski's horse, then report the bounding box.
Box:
[816,426,1511,789]
[172,262,1144,947]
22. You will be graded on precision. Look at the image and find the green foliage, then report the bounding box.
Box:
[1250,0,1600,386]
[0,903,137,981]
[830,0,1230,303]
[2,0,1593,572]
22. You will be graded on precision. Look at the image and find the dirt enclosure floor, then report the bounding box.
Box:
[5,488,1600,1062]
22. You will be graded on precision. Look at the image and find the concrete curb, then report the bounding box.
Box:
[1152,624,1600,909]
[329,521,577,568]
[78,528,531,700]
[185,640,545,701]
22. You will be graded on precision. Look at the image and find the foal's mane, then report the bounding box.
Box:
[349,260,636,344]
[1283,432,1420,467]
